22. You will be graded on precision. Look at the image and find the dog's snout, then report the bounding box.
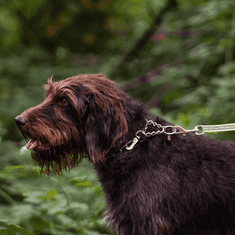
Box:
[15,115,27,127]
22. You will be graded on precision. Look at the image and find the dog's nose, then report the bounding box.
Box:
[15,115,27,127]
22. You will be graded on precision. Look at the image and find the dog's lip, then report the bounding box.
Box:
[26,139,38,150]
[26,138,51,151]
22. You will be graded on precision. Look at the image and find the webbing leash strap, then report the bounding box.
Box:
[195,123,235,135]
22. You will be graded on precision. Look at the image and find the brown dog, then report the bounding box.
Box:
[15,74,235,234]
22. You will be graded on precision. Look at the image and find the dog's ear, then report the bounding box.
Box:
[84,94,128,163]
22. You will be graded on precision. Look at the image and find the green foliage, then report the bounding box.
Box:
[0,156,110,235]
[0,219,34,235]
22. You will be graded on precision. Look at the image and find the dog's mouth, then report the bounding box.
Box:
[26,139,51,151]
[26,139,37,150]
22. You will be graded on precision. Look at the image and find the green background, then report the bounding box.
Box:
[1,0,235,234]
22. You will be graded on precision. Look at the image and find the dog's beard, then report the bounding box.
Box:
[31,144,82,174]
[22,125,85,174]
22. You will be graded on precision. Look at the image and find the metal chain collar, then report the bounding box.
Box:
[115,119,180,155]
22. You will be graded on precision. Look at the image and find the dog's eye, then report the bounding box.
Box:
[58,98,69,106]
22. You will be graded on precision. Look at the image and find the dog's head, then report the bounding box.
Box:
[15,73,128,174]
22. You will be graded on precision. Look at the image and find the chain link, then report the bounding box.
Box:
[125,119,200,151]
[144,119,179,136]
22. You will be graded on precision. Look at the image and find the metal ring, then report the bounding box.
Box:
[195,125,204,135]
[135,130,146,138]
[164,126,177,135]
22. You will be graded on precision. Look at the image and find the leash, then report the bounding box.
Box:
[124,120,235,151]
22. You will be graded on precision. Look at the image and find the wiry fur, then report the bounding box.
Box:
[15,73,235,234]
